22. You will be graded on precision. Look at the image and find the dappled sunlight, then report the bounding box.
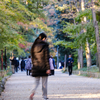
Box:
[55,69,62,71]
[49,93,100,98]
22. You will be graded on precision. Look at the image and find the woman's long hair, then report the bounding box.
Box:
[31,33,47,60]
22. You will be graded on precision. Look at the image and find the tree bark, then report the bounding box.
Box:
[1,50,3,70]
[96,53,99,67]
[81,0,92,68]
[78,49,81,69]
[74,2,83,69]
[92,3,100,72]
[85,39,92,68]
[78,47,84,69]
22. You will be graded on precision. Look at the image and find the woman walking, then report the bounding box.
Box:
[25,56,32,75]
[30,33,50,100]
[49,55,55,75]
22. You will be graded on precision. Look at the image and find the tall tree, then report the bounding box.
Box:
[81,0,91,68]
[92,0,100,71]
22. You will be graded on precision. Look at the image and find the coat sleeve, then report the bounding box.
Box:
[44,46,50,70]
[72,58,74,63]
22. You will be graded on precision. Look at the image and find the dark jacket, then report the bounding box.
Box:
[10,57,16,65]
[31,39,50,77]
[15,60,19,67]
[67,58,74,67]
[21,60,25,68]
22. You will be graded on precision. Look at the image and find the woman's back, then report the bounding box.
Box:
[31,39,50,77]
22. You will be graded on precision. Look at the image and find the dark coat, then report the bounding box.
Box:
[15,60,19,67]
[21,60,25,68]
[67,58,74,67]
[10,57,16,65]
[31,39,50,77]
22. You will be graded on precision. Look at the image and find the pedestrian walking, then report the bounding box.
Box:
[67,55,74,75]
[10,56,16,74]
[61,60,64,68]
[30,33,50,100]
[15,57,19,72]
[19,59,21,70]
[52,56,55,69]
[25,56,32,75]
[59,62,62,69]
[49,55,55,75]
[21,58,25,71]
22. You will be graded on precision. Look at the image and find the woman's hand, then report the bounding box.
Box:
[46,69,51,74]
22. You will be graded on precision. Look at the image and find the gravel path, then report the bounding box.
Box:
[0,69,100,100]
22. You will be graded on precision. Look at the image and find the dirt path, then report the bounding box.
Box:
[0,69,100,100]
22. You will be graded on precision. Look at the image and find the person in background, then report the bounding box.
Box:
[21,58,25,71]
[67,55,74,76]
[25,55,32,75]
[30,33,50,100]
[61,60,64,68]
[52,56,55,69]
[59,61,62,69]
[15,57,19,72]
[49,55,54,75]
[10,56,16,74]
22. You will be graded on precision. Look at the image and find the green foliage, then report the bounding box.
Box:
[96,11,100,22]
[0,77,2,81]
[7,72,12,76]
[75,9,92,22]
[56,4,67,11]
[62,22,95,50]
[79,67,87,71]
[89,66,99,73]
[73,65,78,70]
[0,0,30,55]
[54,1,99,67]
[62,9,96,54]
[54,40,76,49]
[0,0,52,57]
[61,67,67,73]
[78,66,99,73]
[26,0,49,18]
[30,18,52,33]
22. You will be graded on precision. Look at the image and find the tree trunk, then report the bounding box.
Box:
[81,0,85,11]
[96,53,99,67]
[78,49,81,69]
[81,0,92,68]
[1,50,3,70]
[92,4,100,72]
[74,2,83,69]
[78,47,84,69]
[85,39,92,68]
[78,47,83,68]
[4,47,7,69]
[57,46,59,69]
[37,0,39,9]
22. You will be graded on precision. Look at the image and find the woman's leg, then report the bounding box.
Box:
[31,77,40,93]
[30,77,40,99]
[26,69,28,75]
[42,76,48,99]
[29,70,31,75]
